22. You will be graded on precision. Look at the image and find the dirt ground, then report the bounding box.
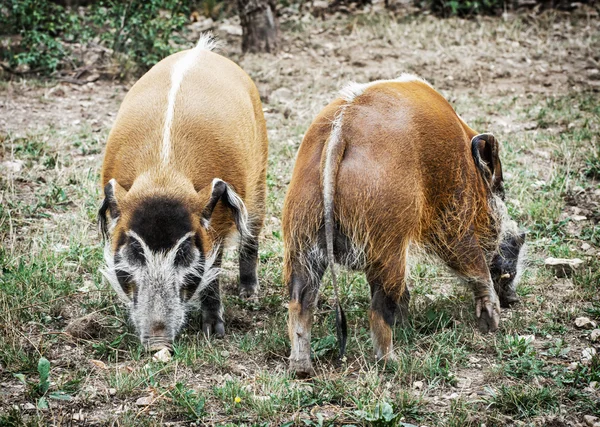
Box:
[1,7,599,426]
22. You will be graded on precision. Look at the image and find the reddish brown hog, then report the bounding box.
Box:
[283,75,525,376]
[99,35,268,351]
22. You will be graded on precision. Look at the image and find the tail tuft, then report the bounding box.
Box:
[196,32,220,52]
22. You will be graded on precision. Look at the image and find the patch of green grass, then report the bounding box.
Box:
[496,335,545,379]
[484,384,559,419]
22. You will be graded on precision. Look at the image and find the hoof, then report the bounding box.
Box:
[289,359,314,378]
[202,319,225,339]
[239,283,259,299]
[476,296,500,333]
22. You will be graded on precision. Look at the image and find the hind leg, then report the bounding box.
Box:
[239,220,261,298]
[287,254,327,377]
[366,255,407,362]
[199,249,225,338]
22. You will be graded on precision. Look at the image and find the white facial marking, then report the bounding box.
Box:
[161,33,217,164]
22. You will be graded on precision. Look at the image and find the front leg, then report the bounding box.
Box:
[199,250,225,338]
[472,279,501,333]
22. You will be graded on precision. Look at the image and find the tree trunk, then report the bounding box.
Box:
[237,0,279,54]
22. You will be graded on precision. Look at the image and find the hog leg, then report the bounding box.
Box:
[441,234,500,333]
[366,258,406,362]
[238,221,261,298]
[199,249,225,338]
[287,255,327,377]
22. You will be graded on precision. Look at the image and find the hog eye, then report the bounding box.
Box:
[116,269,137,302]
[127,238,146,266]
[175,237,194,267]
[180,273,201,302]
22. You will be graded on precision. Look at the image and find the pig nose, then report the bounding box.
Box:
[143,322,171,351]
[150,321,166,337]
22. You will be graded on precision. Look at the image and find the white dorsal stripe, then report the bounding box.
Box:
[161,33,217,164]
[338,73,432,103]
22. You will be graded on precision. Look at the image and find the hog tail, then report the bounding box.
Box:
[321,104,349,361]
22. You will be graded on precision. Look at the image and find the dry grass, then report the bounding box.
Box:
[1,9,599,426]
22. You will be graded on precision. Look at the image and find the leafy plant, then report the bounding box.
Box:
[419,0,505,17]
[89,0,190,71]
[1,0,75,73]
[169,382,206,421]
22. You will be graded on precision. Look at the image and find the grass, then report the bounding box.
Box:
[1,9,600,426]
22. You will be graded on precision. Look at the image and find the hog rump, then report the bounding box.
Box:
[98,35,268,350]
[283,75,525,376]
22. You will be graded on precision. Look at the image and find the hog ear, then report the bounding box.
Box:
[98,178,127,239]
[471,133,504,196]
[200,178,250,239]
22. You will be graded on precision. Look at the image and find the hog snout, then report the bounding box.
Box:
[142,322,172,351]
[499,291,519,308]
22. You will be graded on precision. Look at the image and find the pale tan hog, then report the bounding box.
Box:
[99,35,268,351]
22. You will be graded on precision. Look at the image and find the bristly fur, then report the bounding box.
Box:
[101,230,221,321]
[284,74,526,375]
[99,32,268,347]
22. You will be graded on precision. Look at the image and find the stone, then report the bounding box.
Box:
[135,395,154,406]
[591,329,600,342]
[270,87,294,104]
[584,415,599,426]
[412,380,424,390]
[575,317,597,329]
[456,377,472,389]
[218,24,242,36]
[108,388,117,396]
[571,215,588,221]
[1,160,24,173]
[582,347,597,362]
[545,257,584,278]
[152,348,172,363]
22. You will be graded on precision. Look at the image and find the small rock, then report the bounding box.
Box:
[270,87,294,104]
[152,348,172,363]
[456,377,472,389]
[584,415,599,427]
[568,362,579,370]
[1,160,24,173]
[135,395,154,406]
[572,215,588,222]
[218,23,242,36]
[23,402,35,410]
[582,347,597,362]
[582,243,591,251]
[90,359,109,370]
[575,317,597,329]
[572,185,585,194]
[545,257,584,278]
[191,17,214,32]
[591,329,600,342]
[109,388,117,396]
[65,314,107,339]
[413,380,424,390]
